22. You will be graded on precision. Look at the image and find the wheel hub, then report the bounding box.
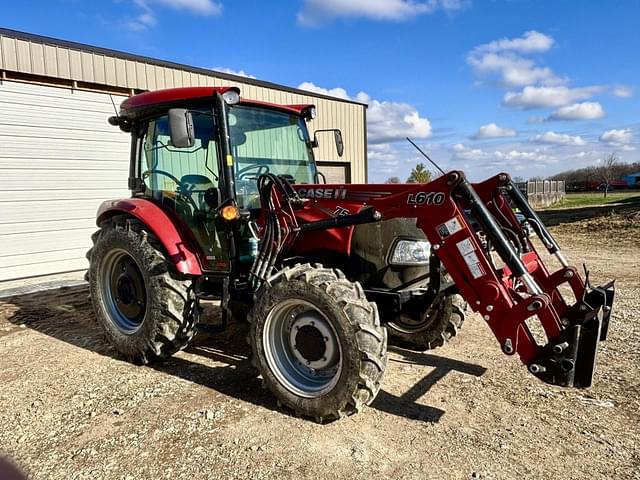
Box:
[99,249,147,334]
[263,299,343,398]
[289,315,337,370]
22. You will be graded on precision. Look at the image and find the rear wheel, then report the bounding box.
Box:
[386,293,466,351]
[249,264,387,422]
[87,215,197,363]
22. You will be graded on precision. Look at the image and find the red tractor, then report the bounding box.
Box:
[88,86,614,422]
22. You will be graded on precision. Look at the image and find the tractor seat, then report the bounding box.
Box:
[180,174,215,211]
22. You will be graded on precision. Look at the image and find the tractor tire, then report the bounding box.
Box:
[386,293,467,352]
[86,215,197,364]
[249,264,387,423]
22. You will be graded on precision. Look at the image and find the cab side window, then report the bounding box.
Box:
[142,111,220,204]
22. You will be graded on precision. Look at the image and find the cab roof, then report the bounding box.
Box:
[119,86,314,121]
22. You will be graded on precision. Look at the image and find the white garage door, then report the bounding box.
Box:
[0,81,130,281]
[317,162,350,184]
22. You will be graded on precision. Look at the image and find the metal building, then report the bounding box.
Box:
[0,28,367,281]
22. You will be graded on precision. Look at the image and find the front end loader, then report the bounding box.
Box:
[87,86,614,422]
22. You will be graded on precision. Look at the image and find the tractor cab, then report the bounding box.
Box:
[110,87,340,273]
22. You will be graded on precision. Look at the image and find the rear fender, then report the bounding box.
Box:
[96,198,203,275]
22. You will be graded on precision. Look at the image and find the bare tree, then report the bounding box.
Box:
[385,176,401,184]
[598,153,618,198]
[512,176,525,183]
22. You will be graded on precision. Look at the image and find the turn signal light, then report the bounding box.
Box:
[221,205,239,221]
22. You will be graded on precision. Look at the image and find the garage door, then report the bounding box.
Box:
[0,81,130,281]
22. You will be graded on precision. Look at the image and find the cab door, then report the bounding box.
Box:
[141,110,231,271]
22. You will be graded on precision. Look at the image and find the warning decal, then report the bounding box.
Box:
[456,237,486,279]
[437,215,464,239]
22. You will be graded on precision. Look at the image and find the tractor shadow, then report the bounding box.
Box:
[1,284,486,423]
[372,348,487,422]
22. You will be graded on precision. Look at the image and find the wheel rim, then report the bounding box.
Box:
[389,305,439,334]
[98,249,147,334]
[263,299,342,398]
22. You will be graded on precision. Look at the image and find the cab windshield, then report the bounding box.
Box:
[228,105,316,208]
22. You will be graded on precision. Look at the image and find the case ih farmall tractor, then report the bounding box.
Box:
[88,86,614,422]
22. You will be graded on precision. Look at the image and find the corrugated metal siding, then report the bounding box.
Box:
[0,81,130,280]
[0,31,366,182]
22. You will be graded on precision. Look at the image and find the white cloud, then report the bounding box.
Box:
[451,143,489,160]
[599,128,633,145]
[296,82,351,100]
[548,101,605,121]
[467,52,560,87]
[126,0,220,31]
[451,143,556,169]
[368,143,401,174]
[612,85,633,98]
[297,0,468,26]
[366,98,432,143]
[532,131,586,146]
[467,31,562,87]
[152,0,221,14]
[297,82,432,144]
[472,123,516,139]
[503,85,604,109]
[476,30,554,54]
[494,149,553,163]
[212,67,256,79]
[126,11,157,31]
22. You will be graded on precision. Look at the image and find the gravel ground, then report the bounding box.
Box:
[1,213,639,480]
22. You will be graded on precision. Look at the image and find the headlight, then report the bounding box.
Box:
[389,239,431,265]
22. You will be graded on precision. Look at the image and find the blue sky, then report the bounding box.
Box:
[3,0,639,182]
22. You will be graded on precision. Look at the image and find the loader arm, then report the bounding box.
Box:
[265,171,614,389]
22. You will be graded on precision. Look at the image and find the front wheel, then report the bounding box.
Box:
[249,264,387,422]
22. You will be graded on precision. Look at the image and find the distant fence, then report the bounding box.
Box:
[516,181,565,208]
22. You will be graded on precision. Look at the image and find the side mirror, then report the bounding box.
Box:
[334,129,344,157]
[312,129,345,157]
[168,108,194,148]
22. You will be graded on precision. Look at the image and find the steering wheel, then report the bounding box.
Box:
[237,164,270,180]
[142,169,200,211]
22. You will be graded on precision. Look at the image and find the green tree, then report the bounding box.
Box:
[406,163,432,183]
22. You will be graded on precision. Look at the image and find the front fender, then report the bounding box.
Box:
[96,198,203,275]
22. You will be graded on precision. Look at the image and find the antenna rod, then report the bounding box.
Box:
[109,94,119,117]
[406,137,446,175]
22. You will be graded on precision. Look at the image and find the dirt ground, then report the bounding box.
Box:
[1,207,639,480]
